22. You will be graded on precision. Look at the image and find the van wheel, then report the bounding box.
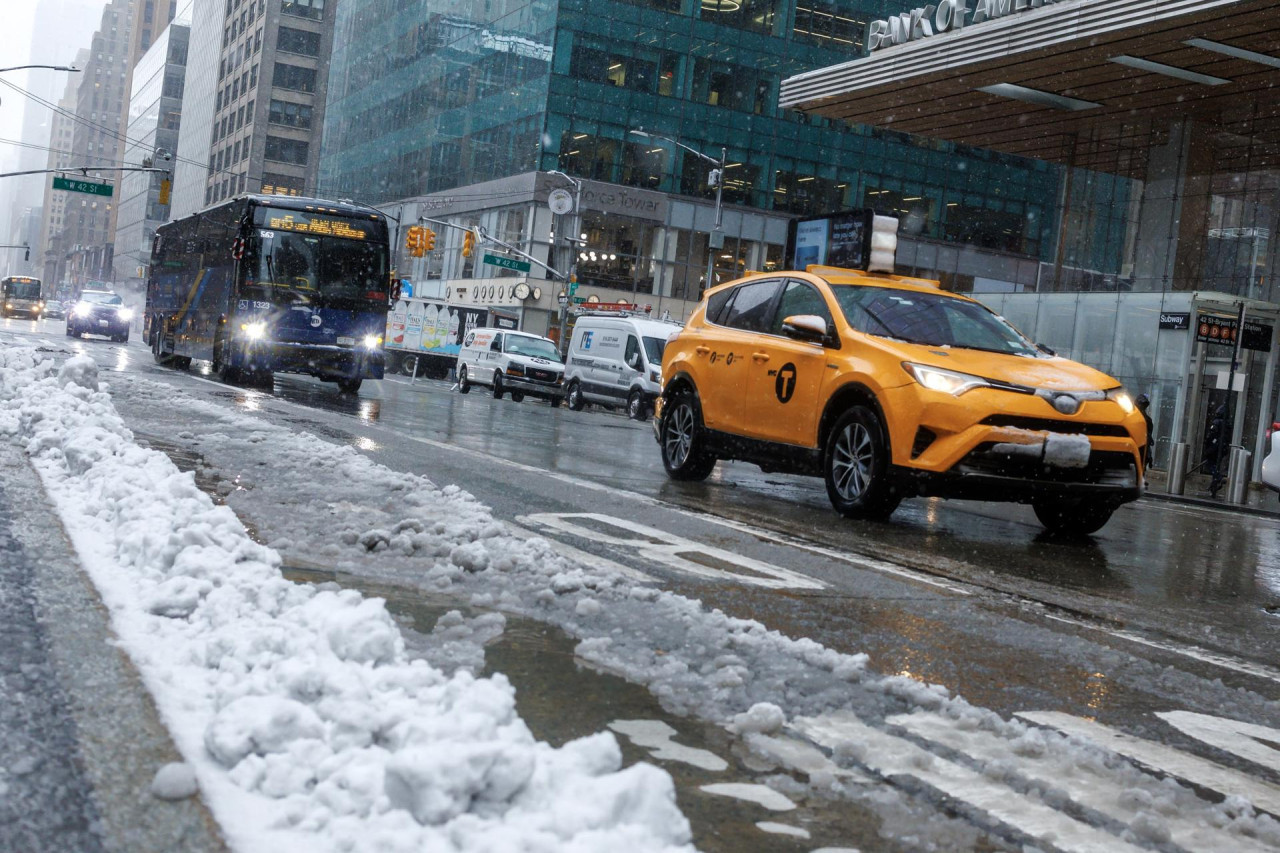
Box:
[1032,498,1117,536]
[660,388,717,481]
[567,381,585,411]
[627,390,650,422]
[511,391,525,403]
[823,406,901,520]
[457,365,471,393]
[492,373,505,400]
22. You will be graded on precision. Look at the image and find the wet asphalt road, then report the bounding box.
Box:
[6,317,1280,838]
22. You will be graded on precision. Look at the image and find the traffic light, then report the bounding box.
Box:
[23,245,29,261]
[462,229,475,258]
[405,225,425,257]
[423,228,436,252]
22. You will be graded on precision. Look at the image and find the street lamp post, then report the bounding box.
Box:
[0,65,80,74]
[628,129,725,292]
[546,170,583,356]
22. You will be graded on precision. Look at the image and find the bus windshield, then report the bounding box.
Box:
[3,279,41,300]
[253,230,388,307]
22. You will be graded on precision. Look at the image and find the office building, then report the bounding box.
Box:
[114,22,189,286]
[316,0,1059,351]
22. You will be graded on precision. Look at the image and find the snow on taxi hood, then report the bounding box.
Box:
[892,343,1118,391]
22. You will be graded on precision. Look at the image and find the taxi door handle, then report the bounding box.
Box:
[695,346,711,356]
[752,352,771,362]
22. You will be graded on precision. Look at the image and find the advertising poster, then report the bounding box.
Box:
[827,214,869,269]
[403,299,425,351]
[418,305,489,356]
[792,218,829,268]
[387,300,408,348]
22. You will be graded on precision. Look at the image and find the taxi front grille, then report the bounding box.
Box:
[980,415,1129,438]
[957,443,1136,486]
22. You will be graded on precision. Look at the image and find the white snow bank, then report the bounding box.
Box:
[0,345,693,853]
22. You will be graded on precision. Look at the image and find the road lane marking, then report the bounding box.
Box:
[1018,711,1280,816]
[117,369,1280,687]
[1156,710,1280,775]
[793,711,1150,853]
[1040,612,1280,684]
[755,821,809,838]
[608,720,729,771]
[502,521,653,584]
[519,512,826,590]
[890,711,1278,853]
[700,783,796,811]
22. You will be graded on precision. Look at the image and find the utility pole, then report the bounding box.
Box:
[546,170,582,357]
[628,130,725,293]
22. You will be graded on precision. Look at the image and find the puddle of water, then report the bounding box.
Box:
[279,565,893,853]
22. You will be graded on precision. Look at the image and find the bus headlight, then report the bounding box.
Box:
[117,307,135,322]
[362,334,382,350]
[240,321,267,340]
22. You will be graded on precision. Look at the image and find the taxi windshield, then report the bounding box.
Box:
[831,284,1039,356]
[504,335,561,361]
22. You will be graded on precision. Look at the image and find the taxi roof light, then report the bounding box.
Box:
[867,214,899,274]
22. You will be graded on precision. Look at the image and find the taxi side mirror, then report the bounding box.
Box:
[781,314,829,343]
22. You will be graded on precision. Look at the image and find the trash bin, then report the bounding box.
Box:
[1166,442,1189,495]
[1227,445,1252,505]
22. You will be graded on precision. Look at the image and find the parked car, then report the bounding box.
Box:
[654,268,1147,535]
[456,327,565,404]
[1262,421,1280,493]
[66,290,133,342]
[564,313,682,420]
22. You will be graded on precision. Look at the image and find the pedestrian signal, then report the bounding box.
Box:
[462,230,475,258]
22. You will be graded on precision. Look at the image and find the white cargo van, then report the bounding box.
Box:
[564,313,682,420]
[455,327,565,404]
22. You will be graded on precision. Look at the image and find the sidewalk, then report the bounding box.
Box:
[1141,468,1280,519]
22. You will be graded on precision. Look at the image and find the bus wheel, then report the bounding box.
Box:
[213,337,241,384]
[338,378,362,395]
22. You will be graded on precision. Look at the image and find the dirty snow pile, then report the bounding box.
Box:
[0,345,694,853]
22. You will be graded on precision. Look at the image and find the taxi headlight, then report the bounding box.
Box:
[240,321,267,340]
[1107,387,1134,414]
[117,307,135,322]
[362,334,382,350]
[903,362,990,396]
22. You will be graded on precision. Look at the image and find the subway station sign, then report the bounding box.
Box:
[868,0,1066,52]
[1195,313,1273,353]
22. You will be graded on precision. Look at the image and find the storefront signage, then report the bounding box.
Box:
[1195,313,1274,352]
[868,0,1065,52]
[1158,312,1190,330]
[580,184,668,221]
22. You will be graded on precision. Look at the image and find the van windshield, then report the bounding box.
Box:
[505,336,561,361]
[642,336,666,364]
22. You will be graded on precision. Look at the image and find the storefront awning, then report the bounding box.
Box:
[779,0,1280,177]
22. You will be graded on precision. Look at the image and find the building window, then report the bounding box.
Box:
[261,172,303,195]
[272,62,316,93]
[700,0,780,35]
[268,99,312,128]
[264,135,309,165]
[280,0,323,21]
[792,0,864,49]
[276,26,321,57]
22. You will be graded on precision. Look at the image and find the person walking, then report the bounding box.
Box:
[1135,393,1154,470]
[1203,404,1228,496]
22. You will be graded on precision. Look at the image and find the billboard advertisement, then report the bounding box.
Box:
[787,209,875,272]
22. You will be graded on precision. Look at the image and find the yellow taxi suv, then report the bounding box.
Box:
[654,267,1147,535]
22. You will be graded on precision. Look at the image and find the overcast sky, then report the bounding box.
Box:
[0,3,42,173]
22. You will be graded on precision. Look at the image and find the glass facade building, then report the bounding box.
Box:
[319,0,1064,296]
[115,23,190,286]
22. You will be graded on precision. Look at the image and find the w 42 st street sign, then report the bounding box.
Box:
[52,176,113,197]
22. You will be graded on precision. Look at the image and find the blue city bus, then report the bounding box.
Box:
[146,195,391,393]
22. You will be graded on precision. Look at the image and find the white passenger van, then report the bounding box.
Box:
[564,313,682,420]
[455,327,565,404]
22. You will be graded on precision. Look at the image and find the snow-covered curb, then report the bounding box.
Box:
[0,346,693,853]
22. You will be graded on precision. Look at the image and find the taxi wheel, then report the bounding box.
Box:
[457,365,471,394]
[824,406,900,520]
[1032,498,1116,536]
[660,389,717,481]
[566,381,585,411]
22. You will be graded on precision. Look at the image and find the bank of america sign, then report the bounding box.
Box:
[868,0,1065,52]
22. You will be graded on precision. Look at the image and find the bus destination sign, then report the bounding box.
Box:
[258,212,373,240]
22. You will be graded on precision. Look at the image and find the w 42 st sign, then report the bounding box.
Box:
[52,176,113,197]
